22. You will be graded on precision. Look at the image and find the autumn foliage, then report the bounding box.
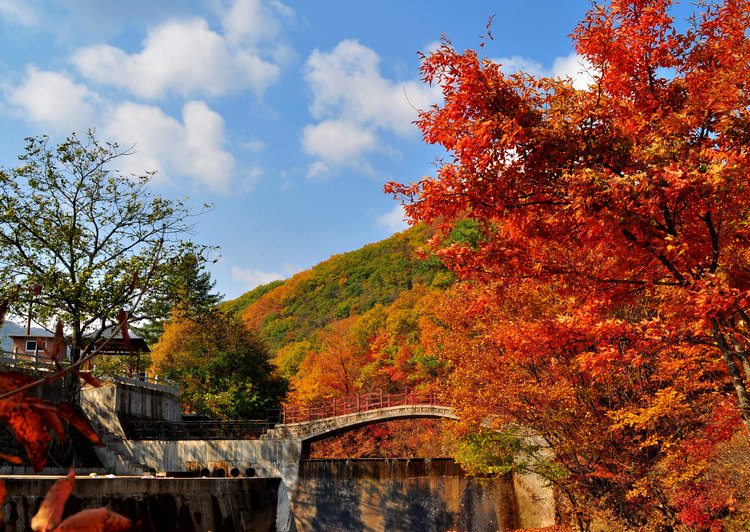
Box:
[383,0,750,528]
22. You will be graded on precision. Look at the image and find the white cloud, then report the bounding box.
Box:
[221,0,292,46]
[231,266,284,290]
[6,66,98,133]
[306,39,438,135]
[103,100,235,192]
[377,204,409,233]
[495,56,545,77]
[301,39,440,176]
[0,0,39,27]
[551,54,596,90]
[305,161,329,179]
[495,52,595,90]
[240,166,264,192]
[241,139,266,153]
[72,17,281,99]
[301,120,376,177]
[4,65,238,192]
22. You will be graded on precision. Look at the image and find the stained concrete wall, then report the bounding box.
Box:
[105,443,554,532]
[292,459,518,532]
[1,476,279,532]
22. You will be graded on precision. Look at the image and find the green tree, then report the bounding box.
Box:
[135,250,223,344]
[151,311,288,419]
[0,133,209,361]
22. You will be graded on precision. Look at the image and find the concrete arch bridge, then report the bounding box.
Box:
[264,391,458,456]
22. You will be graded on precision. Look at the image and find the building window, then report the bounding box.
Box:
[25,340,37,352]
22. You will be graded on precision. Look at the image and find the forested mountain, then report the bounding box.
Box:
[222,222,459,354]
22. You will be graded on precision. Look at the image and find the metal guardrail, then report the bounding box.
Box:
[282,390,444,424]
[0,353,180,396]
[111,370,180,396]
[0,350,59,368]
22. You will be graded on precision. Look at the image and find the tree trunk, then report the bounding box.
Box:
[712,319,750,432]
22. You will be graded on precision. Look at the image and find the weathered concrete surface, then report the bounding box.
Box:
[513,469,556,529]
[1,476,279,532]
[292,459,518,532]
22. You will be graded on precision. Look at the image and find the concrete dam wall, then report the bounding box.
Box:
[291,458,553,532]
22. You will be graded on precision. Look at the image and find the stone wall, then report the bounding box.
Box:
[1,476,279,532]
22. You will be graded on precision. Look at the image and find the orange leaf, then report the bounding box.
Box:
[44,320,66,362]
[118,309,132,353]
[54,507,134,531]
[31,468,75,532]
[128,270,139,296]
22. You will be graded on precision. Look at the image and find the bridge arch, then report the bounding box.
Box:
[265,404,458,458]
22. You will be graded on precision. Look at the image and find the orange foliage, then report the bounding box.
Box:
[309,419,452,458]
[289,317,365,403]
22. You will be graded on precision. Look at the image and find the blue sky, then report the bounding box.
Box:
[0,0,605,300]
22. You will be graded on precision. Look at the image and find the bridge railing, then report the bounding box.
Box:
[282,390,444,424]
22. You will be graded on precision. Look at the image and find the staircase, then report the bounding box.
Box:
[93,432,153,476]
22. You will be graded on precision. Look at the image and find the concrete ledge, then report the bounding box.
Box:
[1,476,280,532]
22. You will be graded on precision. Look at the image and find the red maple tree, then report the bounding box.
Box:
[387,0,750,527]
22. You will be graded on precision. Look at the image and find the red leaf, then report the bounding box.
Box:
[54,403,101,446]
[33,404,66,442]
[0,371,34,394]
[31,284,42,297]
[117,309,132,353]
[0,397,51,471]
[0,451,24,466]
[54,507,134,531]
[75,371,102,388]
[31,468,75,532]
[0,299,10,325]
